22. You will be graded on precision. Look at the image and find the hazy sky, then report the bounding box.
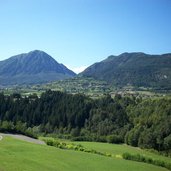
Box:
[0,0,171,73]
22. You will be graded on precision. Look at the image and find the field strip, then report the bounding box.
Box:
[1,133,45,145]
[0,135,3,141]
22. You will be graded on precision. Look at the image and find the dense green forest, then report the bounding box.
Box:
[0,90,171,155]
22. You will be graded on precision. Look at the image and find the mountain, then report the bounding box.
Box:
[81,52,171,89]
[0,50,76,85]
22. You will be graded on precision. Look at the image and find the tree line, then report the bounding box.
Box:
[0,90,171,154]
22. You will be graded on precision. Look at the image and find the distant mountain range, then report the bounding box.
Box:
[1,51,171,90]
[0,50,76,85]
[81,52,171,89]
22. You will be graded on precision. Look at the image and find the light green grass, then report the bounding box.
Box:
[0,136,168,171]
[72,141,171,163]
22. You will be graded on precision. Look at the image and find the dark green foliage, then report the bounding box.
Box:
[107,135,123,144]
[85,95,129,141]
[123,152,171,170]
[164,135,171,150]
[0,120,37,138]
[81,52,171,89]
[126,98,171,152]
[71,127,80,137]
[125,126,143,146]
[0,90,171,155]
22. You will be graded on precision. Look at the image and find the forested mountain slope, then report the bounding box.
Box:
[81,52,171,89]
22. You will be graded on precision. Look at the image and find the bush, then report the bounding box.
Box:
[122,152,132,160]
[45,139,55,146]
[107,135,123,144]
[71,127,80,137]
[94,136,107,143]
[122,152,171,171]
[44,139,114,158]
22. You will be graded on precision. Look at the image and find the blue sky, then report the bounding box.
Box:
[0,0,171,73]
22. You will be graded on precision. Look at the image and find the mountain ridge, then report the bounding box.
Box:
[81,52,171,89]
[0,50,76,85]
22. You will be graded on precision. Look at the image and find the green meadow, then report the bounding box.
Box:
[0,135,170,171]
[72,141,171,163]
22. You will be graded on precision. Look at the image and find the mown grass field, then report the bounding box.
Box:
[0,136,169,171]
[72,141,171,163]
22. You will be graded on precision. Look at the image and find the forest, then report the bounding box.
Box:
[0,90,171,155]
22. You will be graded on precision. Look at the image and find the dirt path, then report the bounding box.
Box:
[0,133,45,145]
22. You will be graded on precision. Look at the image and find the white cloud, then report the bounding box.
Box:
[66,65,88,74]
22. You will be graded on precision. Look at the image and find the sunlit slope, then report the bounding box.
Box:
[0,136,168,171]
[73,141,171,163]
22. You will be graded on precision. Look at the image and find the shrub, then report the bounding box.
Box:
[95,136,107,143]
[71,127,80,137]
[107,135,123,144]
[122,152,132,160]
[122,152,171,171]
[44,139,114,159]
[45,139,54,146]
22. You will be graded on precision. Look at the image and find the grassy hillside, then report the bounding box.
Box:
[0,135,169,171]
[72,141,171,163]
